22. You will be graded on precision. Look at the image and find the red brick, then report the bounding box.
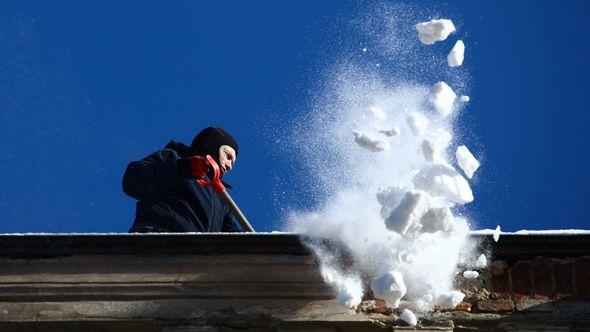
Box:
[356,299,392,315]
[552,260,574,299]
[476,299,515,313]
[510,261,533,300]
[436,301,472,312]
[532,258,554,299]
[491,262,510,296]
[575,257,590,300]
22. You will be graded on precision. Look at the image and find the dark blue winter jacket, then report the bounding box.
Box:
[123,141,241,233]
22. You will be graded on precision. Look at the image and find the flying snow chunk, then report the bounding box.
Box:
[447,40,465,67]
[415,19,456,45]
[493,225,501,242]
[460,95,470,102]
[400,308,418,326]
[421,206,454,233]
[406,112,429,136]
[463,270,479,279]
[376,186,406,219]
[421,139,438,163]
[353,131,389,152]
[475,254,487,268]
[379,127,400,137]
[366,106,387,122]
[456,145,480,179]
[412,164,474,204]
[385,190,431,236]
[371,271,407,308]
[429,82,457,117]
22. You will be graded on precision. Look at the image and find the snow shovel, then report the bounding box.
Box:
[194,155,255,232]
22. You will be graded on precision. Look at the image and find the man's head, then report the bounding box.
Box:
[191,127,238,176]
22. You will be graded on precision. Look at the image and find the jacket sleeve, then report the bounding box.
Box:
[221,211,243,233]
[122,149,183,200]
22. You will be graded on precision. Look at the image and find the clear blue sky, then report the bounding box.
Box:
[0,0,588,232]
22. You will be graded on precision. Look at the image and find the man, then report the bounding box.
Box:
[123,126,242,233]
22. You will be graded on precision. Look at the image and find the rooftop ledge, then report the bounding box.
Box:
[0,232,588,260]
[0,232,588,331]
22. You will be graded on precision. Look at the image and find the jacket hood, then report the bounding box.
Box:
[165,140,193,157]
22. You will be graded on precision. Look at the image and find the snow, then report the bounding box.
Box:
[421,139,437,163]
[371,271,407,308]
[460,95,470,102]
[353,131,390,152]
[455,145,480,179]
[471,229,590,235]
[321,266,363,307]
[447,40,465,67]
[475,254,487,268]
[493,225,501,242]
[406,112,429,136]
[400,308,418,326]
[463,270,479,279]
[420,207,454,233]
[366,106,387,122]
[385,190,431,236]
[434,290,465,309]
[429,82,457,117]
[378,127,400,137]
[285,9,482,315]
[385,190,430,235]
[376,186,406,219]
[412,163,474,204]
[415,19,456,45]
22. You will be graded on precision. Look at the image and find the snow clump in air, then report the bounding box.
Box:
[407,112,429,136]
[285,6,484,319]
[447,40,465,67]
[456,145,480,179]
[416,19,456,45]
[429,82,457,117]
[475,254,488,268]
[379,127,401,137]
[366,106,387,122]
[353,130,390,152]
[371,271,407,308]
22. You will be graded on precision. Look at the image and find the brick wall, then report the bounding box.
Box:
[456,256,590,314]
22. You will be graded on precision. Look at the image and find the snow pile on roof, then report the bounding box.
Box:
[429,82,457,117]
[447,40,465,67]
[416,19,456,45]
[285,7,483,317]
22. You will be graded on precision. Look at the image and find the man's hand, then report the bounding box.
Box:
[177,156,210,179]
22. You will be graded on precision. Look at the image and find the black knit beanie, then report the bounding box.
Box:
[190,126,239,160]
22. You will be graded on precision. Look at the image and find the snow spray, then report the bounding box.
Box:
[282,3,483,324]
